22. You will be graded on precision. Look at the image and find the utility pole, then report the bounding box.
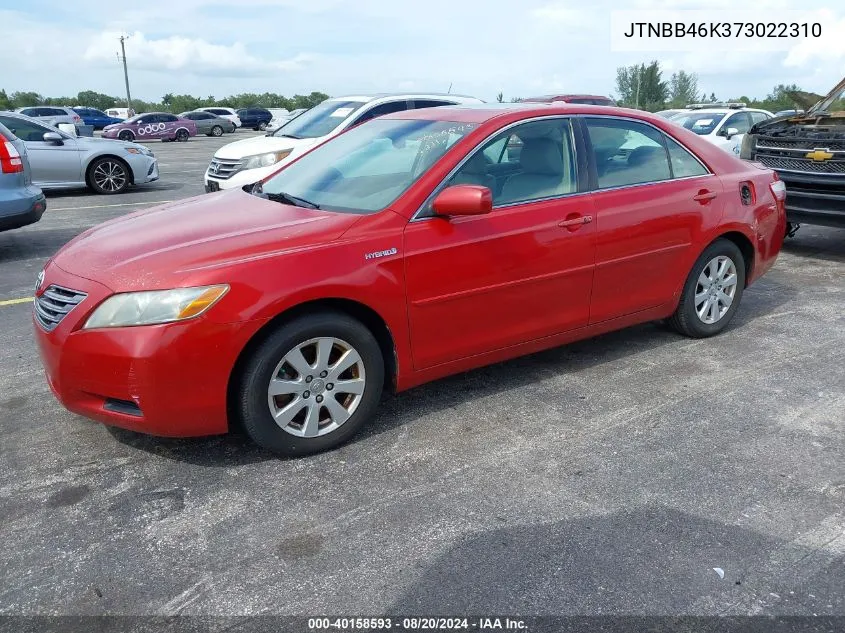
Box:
[118,35,132,113]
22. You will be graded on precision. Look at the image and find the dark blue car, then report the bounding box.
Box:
[73,107,124,130]
[236,107,272,131]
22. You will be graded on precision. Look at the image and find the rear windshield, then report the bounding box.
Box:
[669,112,725,135]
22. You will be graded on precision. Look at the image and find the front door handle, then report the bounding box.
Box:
[558,215,593,228]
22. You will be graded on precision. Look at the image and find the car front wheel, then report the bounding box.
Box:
[118,130,134,142]
[175,129,190,142]
[210,125,223,137]
[235,312,384,456]
[669,238,746,338]
[88,157,130,194]
[258,121,268,131]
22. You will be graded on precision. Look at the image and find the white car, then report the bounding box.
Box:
[265,108,308,133]
[204,93,484,192]
[196,107,242,128]
[668,103,773,155]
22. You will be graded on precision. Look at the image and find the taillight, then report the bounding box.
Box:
[0,140,24,174]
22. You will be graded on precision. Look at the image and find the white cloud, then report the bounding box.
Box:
[83,31,312,76]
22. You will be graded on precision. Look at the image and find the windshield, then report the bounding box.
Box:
[270,100,366,139]
[669,112,725,135]
[261,118,478,214]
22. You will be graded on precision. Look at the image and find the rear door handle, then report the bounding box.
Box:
[558,215,593,228]
[693,190,718,203]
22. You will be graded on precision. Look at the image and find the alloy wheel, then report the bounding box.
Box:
[92,160,127,193]
[695,256,738,324]
[267,337,366,438]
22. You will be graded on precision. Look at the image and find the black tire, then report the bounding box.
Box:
[258,121,268,131]
[175,129,190,142]
[87,157,130,195]
[210,125,223,137]
[235,312,384,456]
[118,130,134,142]
[669,238,746,338]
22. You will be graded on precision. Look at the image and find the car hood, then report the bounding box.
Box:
[214,134,322,159]
[51,188,360,291]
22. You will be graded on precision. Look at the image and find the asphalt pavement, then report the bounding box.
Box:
[0,132,843,620]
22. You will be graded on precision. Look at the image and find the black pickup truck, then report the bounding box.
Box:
[741,77,845,234]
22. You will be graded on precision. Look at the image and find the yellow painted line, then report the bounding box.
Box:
[0,297,33,307]
[51,199,176,212]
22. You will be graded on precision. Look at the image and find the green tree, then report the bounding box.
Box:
[0,89,10,110]
[615,61,668,111]
[668,70,699,108]
[76,91,117,110]
[10,91,43,107]
[496,92,504,103]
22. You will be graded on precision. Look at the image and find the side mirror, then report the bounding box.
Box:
[723,127,740,140]
[42,132,64,145]
[432,185,492,217]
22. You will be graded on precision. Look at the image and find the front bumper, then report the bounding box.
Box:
[32,262,267,437]
[0,186,46,231]
[126,154,159,185]
[776,171,845,229]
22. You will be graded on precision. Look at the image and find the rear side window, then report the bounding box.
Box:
[586,118,671,189]
[412,99,455,109]
[665,137,708,178]
[160,114,178,122]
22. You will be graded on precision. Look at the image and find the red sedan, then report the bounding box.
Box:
[33,104,786,456]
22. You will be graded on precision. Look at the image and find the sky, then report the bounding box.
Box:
[1,0,844,103]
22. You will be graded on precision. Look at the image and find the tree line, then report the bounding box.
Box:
[0,89,330,114]
[613,60,816,113]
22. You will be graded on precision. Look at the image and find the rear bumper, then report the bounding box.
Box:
[0,187,46,231]
[777,171,845,228]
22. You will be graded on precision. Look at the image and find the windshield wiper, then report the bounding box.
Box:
[277,133,302,139]
[264,191,320,209]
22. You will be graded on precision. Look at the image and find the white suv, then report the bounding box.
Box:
[204,93,484,192]
[668,103,773,155]
[197,107,242,128]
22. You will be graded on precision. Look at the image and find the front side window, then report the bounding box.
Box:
[271,100,367,139]
[261,118,477,214]
[586,118,671,189]
[0,115,53,142]
[445,118,577,206]
[750,111,770,125]
[721,112,751,135]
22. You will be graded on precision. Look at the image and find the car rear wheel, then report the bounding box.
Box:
[669,238,746,338]
[235,312,384,456]
[88,157,130,195]
[118,130,134,142]
[175,129,190,142]
[210,125,223,137]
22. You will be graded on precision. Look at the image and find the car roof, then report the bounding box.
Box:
[383,102,652,124]
[329,93,482,104]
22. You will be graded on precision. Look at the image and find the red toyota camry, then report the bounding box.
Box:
[32,104,786,456]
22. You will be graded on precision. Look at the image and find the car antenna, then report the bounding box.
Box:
[447,82,452,94]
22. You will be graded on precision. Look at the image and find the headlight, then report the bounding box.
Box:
[242,150,292,170]
[125,146,154,156]
[740,133,757,160]
[83,285,229,329]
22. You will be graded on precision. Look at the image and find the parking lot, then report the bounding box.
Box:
[0,132,843,618]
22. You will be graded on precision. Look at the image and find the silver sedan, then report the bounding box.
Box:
[179,111,236,136]
[0,111,159,195]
